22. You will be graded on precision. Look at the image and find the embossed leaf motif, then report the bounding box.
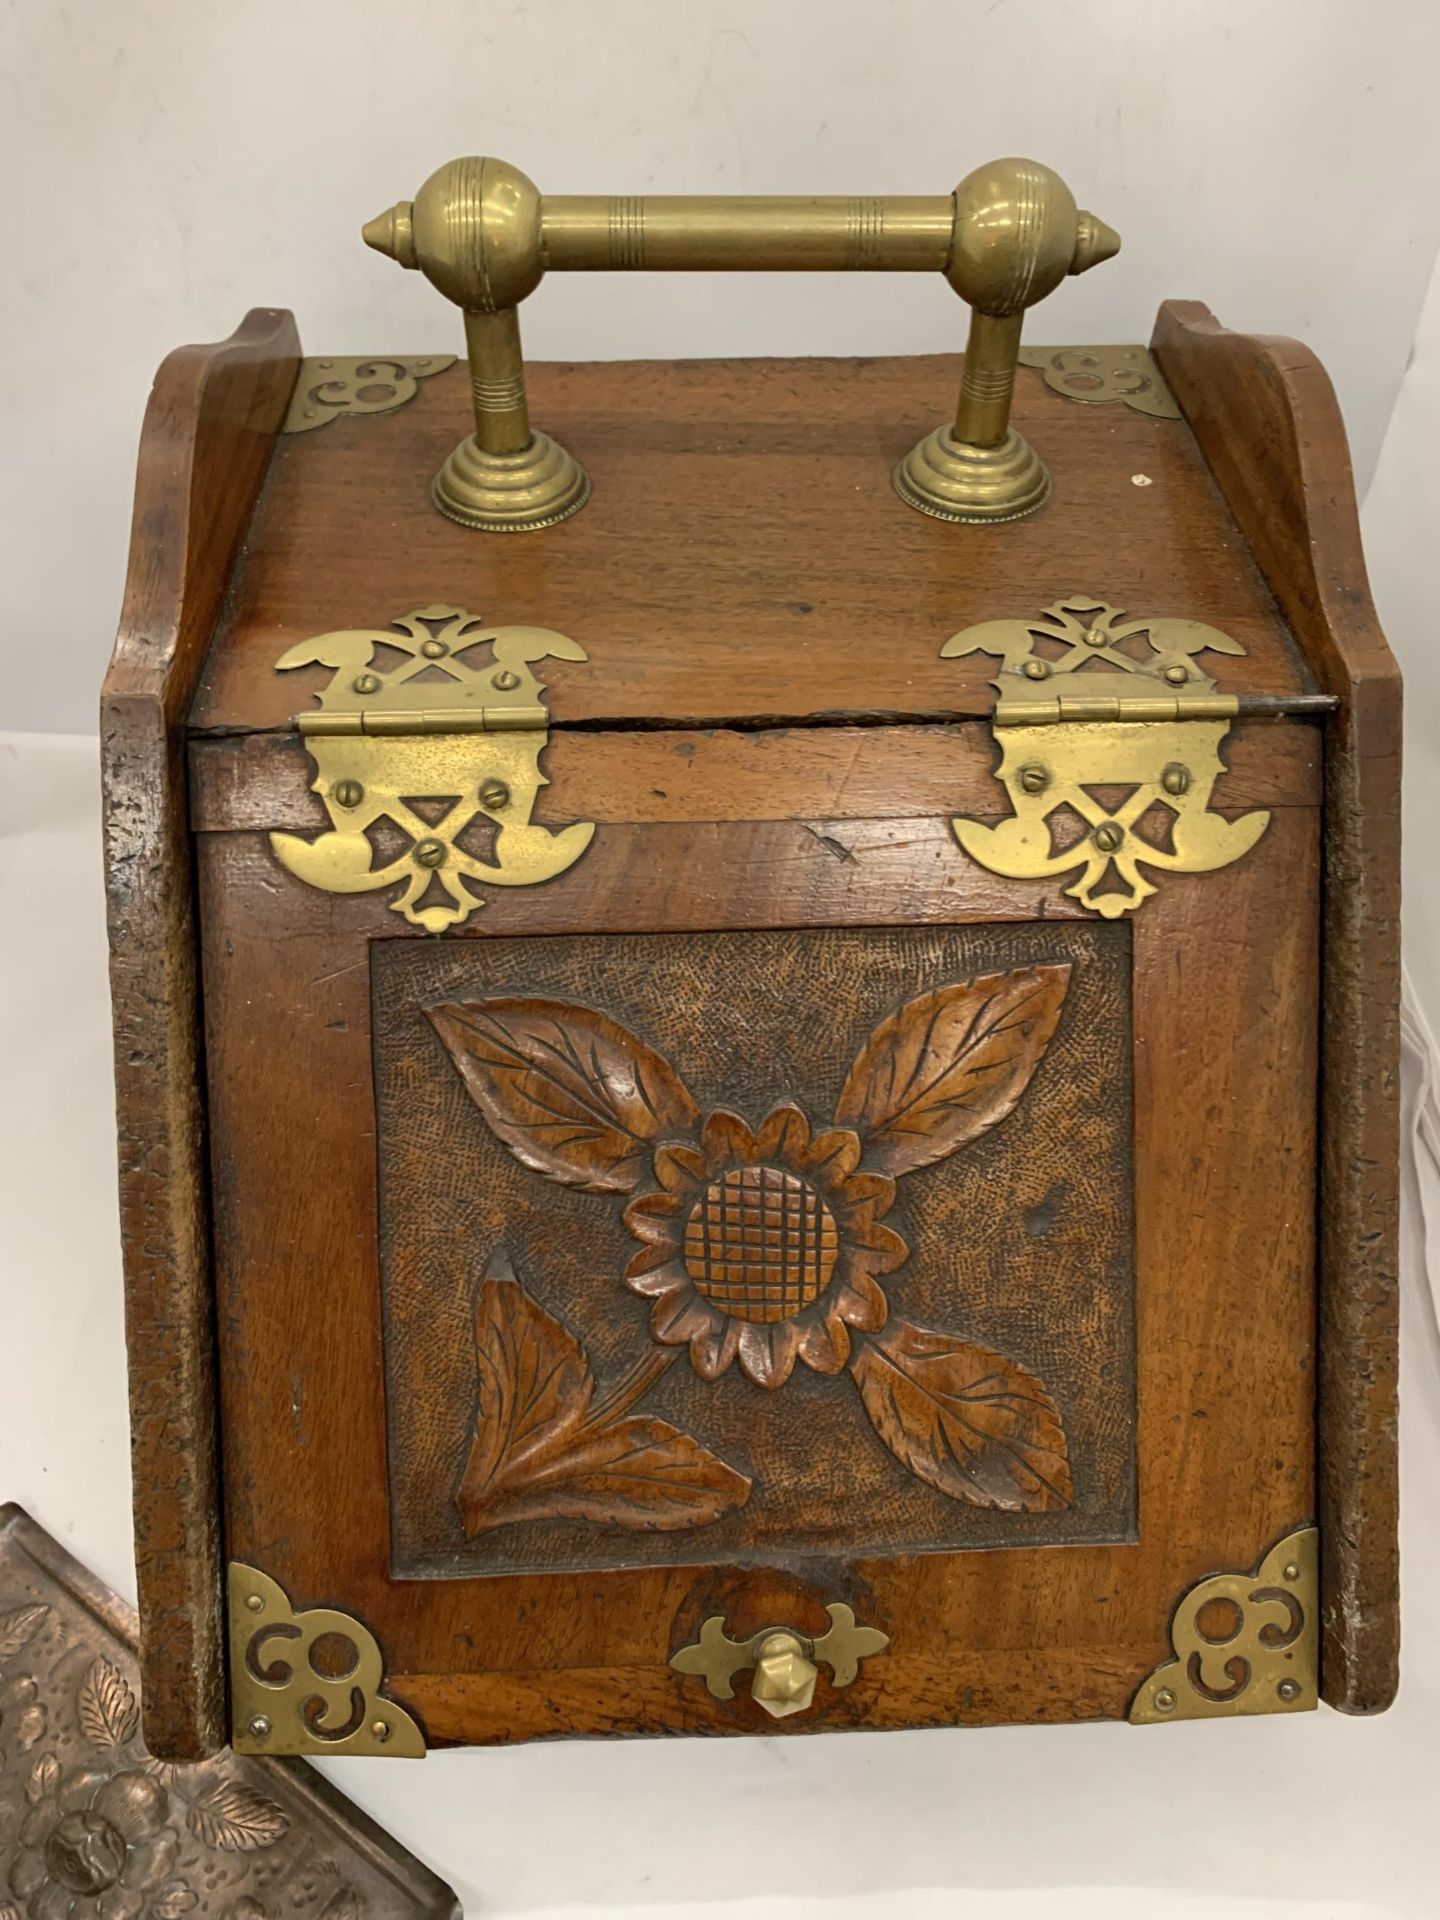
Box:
[428,997,699,1193]
[850,1320,1073,1512]
[187,1780,290,1852]
[154,1887,198,1919]
[834,964,1072,1176]
[0,1602,48,1659]
[458,1250,751,1537]
[25,1753,59,1802]
[76,1655,139,1748]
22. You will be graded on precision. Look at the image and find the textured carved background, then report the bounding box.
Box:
[374,924,1136,1576]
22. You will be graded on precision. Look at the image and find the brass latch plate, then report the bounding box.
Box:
[270,604,594,931]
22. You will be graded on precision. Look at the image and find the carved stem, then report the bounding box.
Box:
[581,1344,680,1432]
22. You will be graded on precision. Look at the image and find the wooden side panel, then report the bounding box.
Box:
[1154,300,1402,1712]
[101,309,301,1756]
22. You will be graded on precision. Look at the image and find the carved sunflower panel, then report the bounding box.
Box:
[374,923,1137,1577]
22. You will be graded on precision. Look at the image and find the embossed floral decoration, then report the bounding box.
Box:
[8,1768,186,1920]
[429,963,1076,1533]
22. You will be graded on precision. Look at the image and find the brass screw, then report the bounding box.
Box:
[245,1593,264,1613]
[1283,1562,1301,1583]
[1022,659,1050,681]
[420,638,449,658]
[352,672,382,695]
[1093,822,1124,853]
[1018,763,1049,795]
[1160,764,1190,797]
[1153,1688,1176,1714]
[492,668,522,691]
[332,780,364,809]
[1277,1678,1301,1703]
[479,778,511,810]
[1083,627,1107,647]
[371,1717,391,1742]
[247,1713,272,1738]
[414,838,447,869]
[1163,664,1188,685]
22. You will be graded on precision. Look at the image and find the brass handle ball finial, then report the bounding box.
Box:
[364,156,1119,532]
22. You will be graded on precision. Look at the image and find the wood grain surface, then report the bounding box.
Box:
[1154,300,1402,1713]
[102,308,299,1758]
[188,351,1315,735]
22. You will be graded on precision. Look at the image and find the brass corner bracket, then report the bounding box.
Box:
[944,595,1270,917]
[1130,1525,1318,1723]
[228,1563,425,1756]
[270,603,594,931]
[1019,344,1180,420]
[671,1603,888,1720]
[282,355,454,433]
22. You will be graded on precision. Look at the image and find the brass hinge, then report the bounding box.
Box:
[943,595,1273,918]
[270,604,594,932]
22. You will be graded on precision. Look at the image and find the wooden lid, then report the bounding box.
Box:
[190,353,1314,734]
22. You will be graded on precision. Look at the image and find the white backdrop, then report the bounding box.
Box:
[5,0,1440,730]
[4,3,1440,1916]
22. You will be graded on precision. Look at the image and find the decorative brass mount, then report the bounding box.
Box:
[944,596,1272,917]
[228,1563,425,1756]
[270,604,594,931]
[671,1604,888,1719]
[1018,344,1180,419]
[1130,1526,1318,1722]
[362,157,1119,531]
[282,354,455,433]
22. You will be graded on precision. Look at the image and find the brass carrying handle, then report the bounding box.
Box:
[363,158,1119,533]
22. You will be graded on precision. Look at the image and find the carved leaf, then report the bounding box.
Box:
[26,1753,59,1801]
[457,1254,750,1537]
[318,1892,362,1920]
[835,965,1071,1176]
[154,1886,198,1919]
[471,1415,752,1534]
[427,996,699,1193]
[0,1602,48,1659]
[850,1319,1073,1512]
[187,1780,290,1852]
[76,1656,139,1748]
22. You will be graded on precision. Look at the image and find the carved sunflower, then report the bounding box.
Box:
[429,962,1077,1527]
[623,1104,904,1389]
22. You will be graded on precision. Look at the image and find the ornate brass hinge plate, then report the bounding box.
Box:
[282,354,455,433]
[671,1604,888,1719]
[271,603,594,931]
[944,596,1270,917]
[1130,1525,1318,1722]
[228,1563,425,1756]
[1019,344,1180,419]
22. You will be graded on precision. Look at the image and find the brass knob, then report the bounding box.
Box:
[750,1632,819,1719]
[670,1602,888,1717]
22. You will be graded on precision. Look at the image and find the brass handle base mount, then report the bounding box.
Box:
[893,425,1051,524]
[432,428,590,533]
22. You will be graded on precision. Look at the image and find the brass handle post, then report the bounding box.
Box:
[364,158,1118,531]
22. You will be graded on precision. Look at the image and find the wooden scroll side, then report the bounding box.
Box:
[101,309,301,1757]
[1153,299,1402,1713]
